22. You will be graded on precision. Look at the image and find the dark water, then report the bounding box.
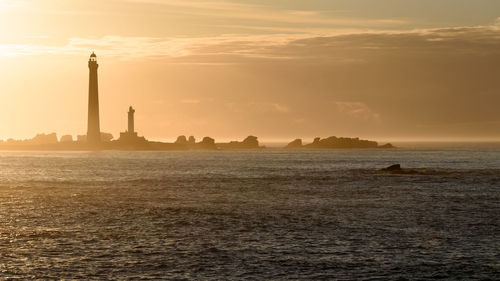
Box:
[0,149,499,280]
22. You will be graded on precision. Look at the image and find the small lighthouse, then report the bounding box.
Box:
[119,106,147,145]
[128,106,135,133]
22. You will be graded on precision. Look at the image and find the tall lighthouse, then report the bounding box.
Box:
[87,52,101,145]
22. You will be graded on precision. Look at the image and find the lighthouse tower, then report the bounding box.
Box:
[87,52,101,145]
[128,106,135,134]
[119,106,147,145]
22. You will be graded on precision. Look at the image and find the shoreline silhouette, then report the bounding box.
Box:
[0,133,394,151]
[0,52,394,151]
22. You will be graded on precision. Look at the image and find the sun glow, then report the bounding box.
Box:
[0,0,499,141]
[0,0,28,12]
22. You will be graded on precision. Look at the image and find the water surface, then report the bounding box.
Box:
[0,149,498,279]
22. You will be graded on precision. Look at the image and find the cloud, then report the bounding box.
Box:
[0,33,310,59]
[272,103,291,113]
[3,23,500,61]
[124,0,408,30]
[286,10,320,17]
[0,0,29,10]
[0,44,61,57]
[223,102,291,114]
[335,101,381,122]
[124,0,255,11]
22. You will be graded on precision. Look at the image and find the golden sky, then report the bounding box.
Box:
[1,0,500,142]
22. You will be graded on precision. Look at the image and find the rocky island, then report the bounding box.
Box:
[0,133,393,151]
[285,136,394,149]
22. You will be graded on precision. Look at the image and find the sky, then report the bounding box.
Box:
[1,0,499,142]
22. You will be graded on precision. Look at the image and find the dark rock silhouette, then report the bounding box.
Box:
[101,132,113,142]
[242,136,258,147]
[286,139,303,149]
[202,137,215,144]
[3,133,61,146]
[301,136,378,149]
[216,136,261,149]
[283,136,395,149]
[60,135,73,143]
[0,133,396,151]
[34,133,58,145]
[380,164,441,175]
[197,137,216,149]
[1,133,60,148]
[379,143,395,149]
[308,136,378,149]
[382,164,401,171]
[175,135,188,145]
[147,136,216,150]
[148,141,186,150]
[74,133,112,143]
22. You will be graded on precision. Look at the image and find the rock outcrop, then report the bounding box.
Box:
[101,132,114,142]
[300,136,378,149]
[60,135,73,143]
[380,164,439,175]
[285,139,303,149]
[284,136,395,149]
[379,143,395,149]
[381,164,401,171]
[197,137,216,149]
[31,133,58,145]
[242,136,259,148]
[216,136,261,149]
[175,135,188,145]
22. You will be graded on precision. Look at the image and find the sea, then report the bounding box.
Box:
[0,146,499,280]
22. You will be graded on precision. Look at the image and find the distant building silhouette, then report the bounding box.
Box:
[87,52,101,145]
[119,106,147,145]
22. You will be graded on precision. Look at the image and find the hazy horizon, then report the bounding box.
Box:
[1,0,500,142]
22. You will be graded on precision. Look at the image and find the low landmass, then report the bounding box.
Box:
[0,133,394,151]
[285,137,394,149]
